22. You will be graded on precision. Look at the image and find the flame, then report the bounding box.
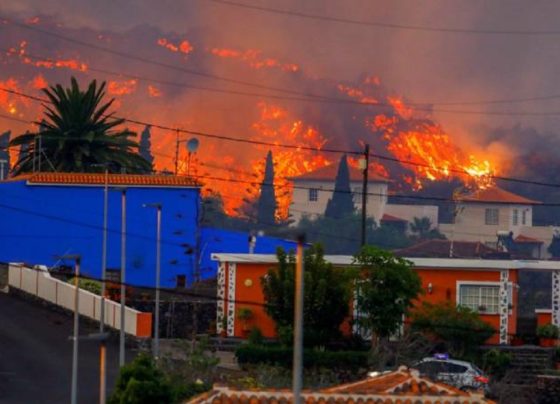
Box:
[30,74,48,89]
[25,16,40,25]
[337,84,378,104]
[0,78,29,116]
[147,85,162,97]
[9,41,89,72]
[107,79,137,96]
[157,38,193,54]
[210,47,299,72]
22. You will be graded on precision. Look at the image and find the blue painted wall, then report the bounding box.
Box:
[0,179,200,287]
[198,227,297,279]
[0,180,298,287]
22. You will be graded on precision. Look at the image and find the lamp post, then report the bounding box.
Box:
[119,188,127,367]
[143,203,162,359]
[60,254,81,404]
[292,235,305,404]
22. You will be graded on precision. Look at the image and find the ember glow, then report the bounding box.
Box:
[157,38,193,54]
[210,47,299,72]
[107,79,137,96]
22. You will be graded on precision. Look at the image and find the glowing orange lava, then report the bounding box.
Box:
[157,38,193,54]
[210,47,299,73]
[107,79,137,96]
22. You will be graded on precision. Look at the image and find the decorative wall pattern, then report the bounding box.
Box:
[227,263,236,337]
[552,271,560,326]
[216,262,226,334]
[499,270,509,344]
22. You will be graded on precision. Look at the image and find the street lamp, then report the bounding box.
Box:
[143,203,162,359]
[119,188,127,367]
[60,254,81,404]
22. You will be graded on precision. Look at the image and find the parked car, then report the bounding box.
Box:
[412,355,489,392]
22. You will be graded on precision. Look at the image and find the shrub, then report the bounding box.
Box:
[67,277,102,295]
[235,345,368,371]
[481,349,511,380]
[248,327,264,345]
[537,324,560,339]
[411,302,495,357]
[109,354,174,404]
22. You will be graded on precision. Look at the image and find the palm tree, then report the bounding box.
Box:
[10,77,152,174]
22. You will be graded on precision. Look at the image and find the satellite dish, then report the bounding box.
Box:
[186,138,199,153]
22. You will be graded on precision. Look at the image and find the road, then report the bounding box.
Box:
[0,292,135,403]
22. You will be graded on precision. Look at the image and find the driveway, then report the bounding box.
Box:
[0,292,135,403]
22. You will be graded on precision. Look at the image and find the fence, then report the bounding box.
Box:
[8,263,152,338]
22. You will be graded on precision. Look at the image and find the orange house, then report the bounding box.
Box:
[213,254,560,345]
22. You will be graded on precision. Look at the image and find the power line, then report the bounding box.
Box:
[207,0,560,36]
[8,48,560,109]
[6,22,560,115]
[5,86,560,192]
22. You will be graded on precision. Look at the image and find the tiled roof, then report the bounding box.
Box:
[7,172,199,187]
[381,213,407,223]
[188,367,494,403]
[515,234,543,244]
[458,186,540,205]
[394,239,499,259]
[289,164,389,183]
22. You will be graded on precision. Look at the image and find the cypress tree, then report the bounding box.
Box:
[257,151,277,225]
[139,125,154,169]
[325,154,355,219]
[0,130,10,179]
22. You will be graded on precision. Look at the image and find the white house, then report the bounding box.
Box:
[287,164,390,224]
[440,186,541,249]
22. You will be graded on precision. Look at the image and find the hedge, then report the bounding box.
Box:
[235,345,369,370]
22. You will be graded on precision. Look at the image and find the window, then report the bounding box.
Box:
[308,188,318,202]
[522,210,527,225]
[485,208,499,225]
[459,284,500,314]
[513,209,518,226]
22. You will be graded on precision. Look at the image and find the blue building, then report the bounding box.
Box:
[0,172,296,287]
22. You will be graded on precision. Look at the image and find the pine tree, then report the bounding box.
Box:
[0,130,10,179]
[139,125,154,169]
[257,151,277,226]
[325,154,355,219]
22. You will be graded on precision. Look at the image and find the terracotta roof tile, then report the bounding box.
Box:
[380,214,407,223]
[458,186,540,205]
[7,172,199,187]
[288,164,389,183]
[515,234,543,244]
[394,239,499,259]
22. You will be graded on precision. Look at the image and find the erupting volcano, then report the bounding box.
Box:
[0,15,500,220]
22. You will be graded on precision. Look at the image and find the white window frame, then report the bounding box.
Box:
[308,188,318,202]
[485,208,499,225]
[522,209,527,225]
[456,281,503,315]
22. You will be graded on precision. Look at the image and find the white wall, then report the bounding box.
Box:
[384,204,439,228]
[289,179,388,224]
[8,263,150,337]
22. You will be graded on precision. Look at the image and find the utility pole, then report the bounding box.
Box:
[119,189,127,367]
[292,234,305,404]
[174,129,180,175]
[143,203,162,359]
[67,255,81,404]
[0,159,7,180]
[99,167,108,404]
[361,144,370,247]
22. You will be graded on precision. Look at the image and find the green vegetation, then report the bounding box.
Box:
[353,246,422,345]
[481,349,511,380]
[67,277,102,295]
[10,77,151,175]
[261,244,351,347]
[235,345,369,371]
[109,354,174,404]
[325,155,355,219]
[257,150,277,227]
[536,323,560,338]
[411,302,496,357]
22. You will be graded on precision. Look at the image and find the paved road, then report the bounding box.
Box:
[0,292,134,403]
